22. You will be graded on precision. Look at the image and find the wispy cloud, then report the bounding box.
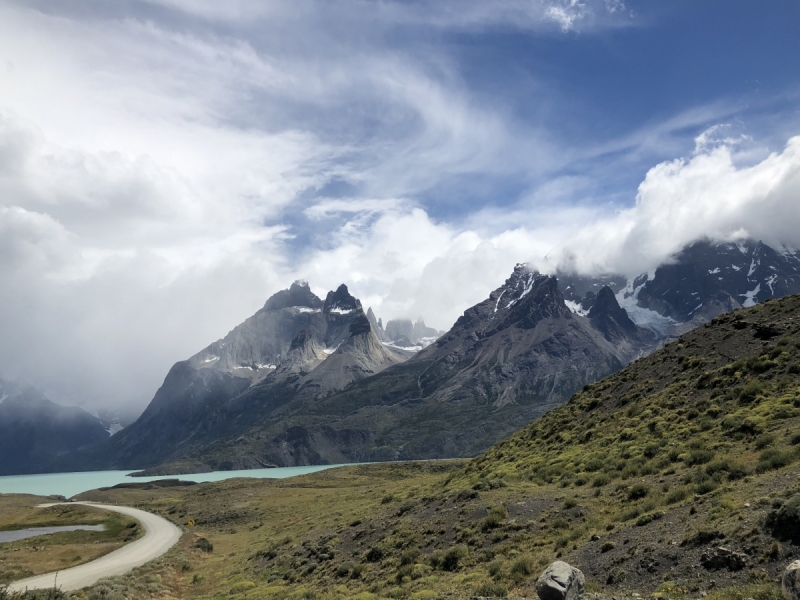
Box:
[0,0,797,413]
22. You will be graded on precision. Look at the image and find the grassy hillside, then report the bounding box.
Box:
[15,295,800,599]
[466,294,800,488]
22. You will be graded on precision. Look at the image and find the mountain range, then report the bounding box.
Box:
[9,237,800,475]
[0,380,110,476]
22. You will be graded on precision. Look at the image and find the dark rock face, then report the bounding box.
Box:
[0,381,109,475]
[589,286,639,342]
[700,547,748,572]
[636,239,800,322]
[558,239,800,338]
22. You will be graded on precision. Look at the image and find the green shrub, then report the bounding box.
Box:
[756,448,794,473]
[475,582,508,597]
[739,380,763,403]
[441,545,468,571]
[600,541,616,553]
[195,537,213,552]
[482,505,507,532]
[681,529,725,547]
[766,495,800,542]
[627,483,650,501]
[365,545,385,562]
[665,486,690,504]
[685,448,715,466]
[606,567,627,585]
[695,479,719,495]
[755,434,776,450]
[635,510,665,526]
[400,548,421,565]
[336,562,355,577]
[705,459,748,480]
[509,554,536,579]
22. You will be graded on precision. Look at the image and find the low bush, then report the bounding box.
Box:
[766,494,800,543]
[195,537,213,552]
[441,545,468,571]
[474,582,508,597]
[756,448,795,473]
[482,505,508,532]
[0,589,68,600]
[627,483,650,501]
[509,554,536,579]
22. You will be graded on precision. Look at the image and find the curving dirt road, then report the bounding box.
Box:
[8,502,182,592]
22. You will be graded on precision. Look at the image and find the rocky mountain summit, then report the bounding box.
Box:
[101,263,658,474]
[560,238,800,339]
[69,281,425,472]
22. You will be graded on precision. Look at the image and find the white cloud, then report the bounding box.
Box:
[545,131,800,276]
[0,1,795,417]
[282,129,800,333]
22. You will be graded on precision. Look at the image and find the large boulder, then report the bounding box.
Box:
[535,561,585,600]
[784,560,800,600]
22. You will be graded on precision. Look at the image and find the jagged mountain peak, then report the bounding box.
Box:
[263,280,323,312]
[589,285,639,341]
[492,271,572,324]
[589,286,631,322]
[324,284,362,314]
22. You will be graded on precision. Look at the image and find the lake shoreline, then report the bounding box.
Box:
[0,464,356,498]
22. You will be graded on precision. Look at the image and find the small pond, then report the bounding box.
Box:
[0,525,106,543]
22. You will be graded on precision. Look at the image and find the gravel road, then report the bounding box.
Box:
[7,502,182,592]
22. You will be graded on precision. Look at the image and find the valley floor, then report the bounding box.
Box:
[3,458,792,600]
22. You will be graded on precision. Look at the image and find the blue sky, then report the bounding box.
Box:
[0,0,799,410]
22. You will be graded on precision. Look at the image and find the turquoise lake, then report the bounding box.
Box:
[0,465,350,498]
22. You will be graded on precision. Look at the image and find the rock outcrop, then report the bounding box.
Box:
[535,561,585,600]
[784,560,800,600]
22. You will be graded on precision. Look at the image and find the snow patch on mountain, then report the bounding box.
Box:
[616,278,676,335]
[494,290,506,313]
[564,300,589,316]
[742,283,761,307]
[105,422,124,436]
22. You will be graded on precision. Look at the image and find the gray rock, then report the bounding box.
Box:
[700,546,748,571]
[535,561,585,600]
[784,560,800,600]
